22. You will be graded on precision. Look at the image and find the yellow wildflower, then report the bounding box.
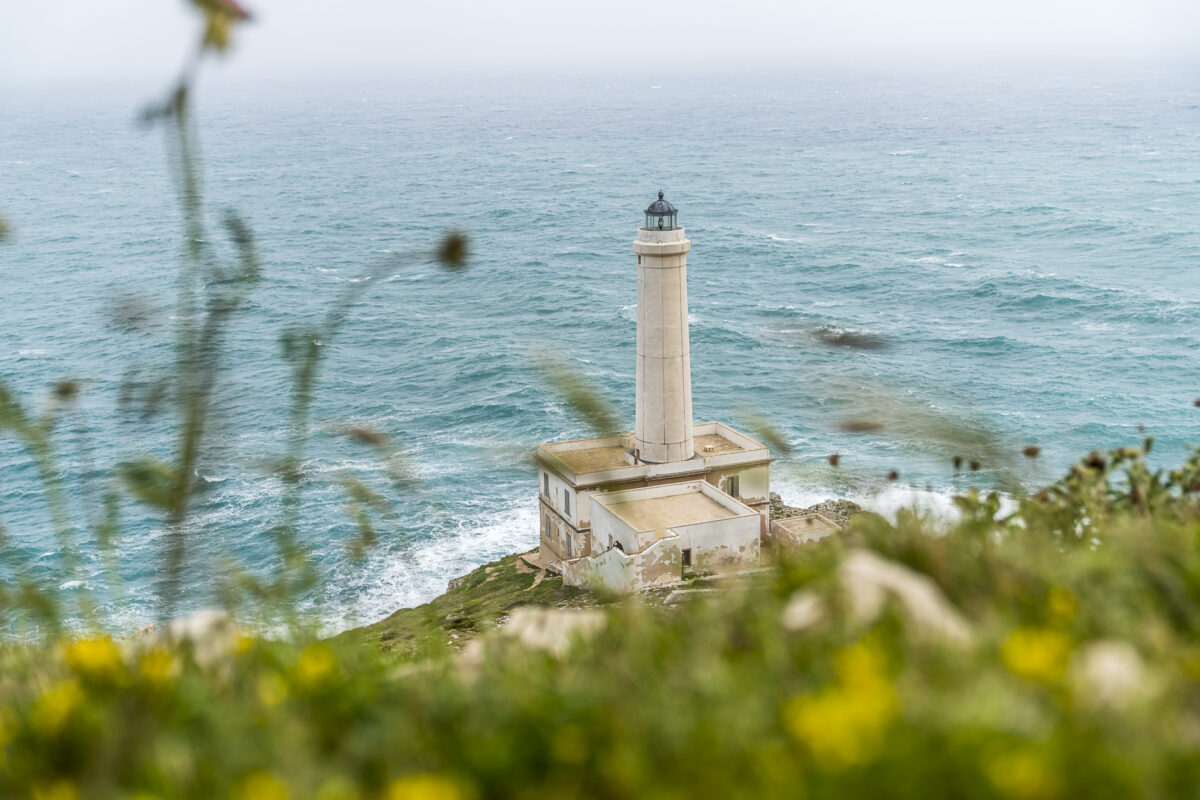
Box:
[257,672,288,708]
[0,709,13,769]
[984,748,1061,799]
[1002,628,1073,683]
[234,771,288,800]
[296,643,336,688]
[1047,588,1076,625]
[31,679,85,737]
[385,774,469,800]
[784,642,899,767]
[138,648,178,686]
[315,776,361,800]
[32,780,79,800]
[191,0,253,54]
[64,636,123,682]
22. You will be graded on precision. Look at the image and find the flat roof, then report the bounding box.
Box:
[693,433,744,456]
[541,422,768,480]
[603,491,737,538]
[551,443,629,475]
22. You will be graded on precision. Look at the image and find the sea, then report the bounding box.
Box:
[2,62,1199,632]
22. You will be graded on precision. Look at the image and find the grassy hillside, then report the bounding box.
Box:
[2,442,1200,798]
[335,552,593,660]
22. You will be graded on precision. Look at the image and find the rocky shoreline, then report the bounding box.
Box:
[768,492,862,527]
[351,493,858,655]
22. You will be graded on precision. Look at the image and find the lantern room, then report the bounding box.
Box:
[643,190,678,231]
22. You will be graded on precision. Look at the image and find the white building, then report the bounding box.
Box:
[538,193,773,591]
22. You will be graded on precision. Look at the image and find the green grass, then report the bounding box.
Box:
[335,552,592,660]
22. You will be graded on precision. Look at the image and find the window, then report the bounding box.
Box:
[566,535,573,558]
[543,472,549,497]
[682,548,692,568]
[544,513,551,535]
[564,491,570,517]
[727,475,740,498]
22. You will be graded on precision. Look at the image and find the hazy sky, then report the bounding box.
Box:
[2,0,1199,89]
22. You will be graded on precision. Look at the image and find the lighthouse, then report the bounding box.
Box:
[533,191,779,592]
[634,191,695,464]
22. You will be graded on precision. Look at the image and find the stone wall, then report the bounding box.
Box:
[562,535,683,593]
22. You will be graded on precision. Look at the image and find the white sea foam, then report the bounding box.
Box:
[321,500,539,634]
[773,478,1016,527]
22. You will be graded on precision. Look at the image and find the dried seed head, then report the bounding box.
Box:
[1022,445,1040,459]
[53,380,79,403]
[436,232,469,270]
[952,456,963,470]
[1084,451,1106,470]
[344,426,387,447]
[828,453,840,467]
[969,460,981,472]
[838,418,884,433]
[886,470,899,481]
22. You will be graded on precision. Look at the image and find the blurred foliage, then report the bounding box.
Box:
[0,443,1199,796]
[5,4,1200,797]
[534,353,621,437]
[824,377,1020,489]
[739,409,794,456]
[0,0,469,631]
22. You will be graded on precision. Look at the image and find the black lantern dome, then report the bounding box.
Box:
[643,191,678,231]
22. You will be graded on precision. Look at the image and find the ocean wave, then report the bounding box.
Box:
[7,69,1200,631]
[317,500,539,633]
[772,479,1017,526]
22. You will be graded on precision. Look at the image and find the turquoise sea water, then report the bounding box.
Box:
[3,64,1200,630]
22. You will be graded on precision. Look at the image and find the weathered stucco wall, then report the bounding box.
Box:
[539,499,591,563]
[540,466,579,528]
[562,548,630,593]
[671,514,760,575]
[708,464,770,536]
[561,535,683,592]
[588,499,641,555]
[709,464,770,505]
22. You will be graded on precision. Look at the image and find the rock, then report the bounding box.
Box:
[770,493,861,527]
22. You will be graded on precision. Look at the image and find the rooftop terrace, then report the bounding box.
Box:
[539,421,770,483]
[603,490,737,538]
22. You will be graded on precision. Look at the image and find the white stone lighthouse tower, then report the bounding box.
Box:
[634,191,695,463]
